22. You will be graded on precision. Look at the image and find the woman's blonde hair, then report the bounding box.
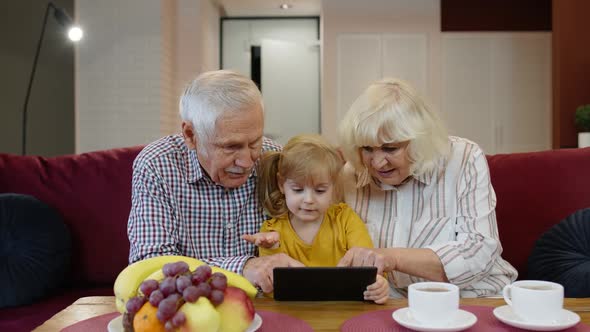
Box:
[338,78,449,185]
[257,134,344,217]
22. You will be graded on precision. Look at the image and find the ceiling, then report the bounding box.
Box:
[215,0,321,17]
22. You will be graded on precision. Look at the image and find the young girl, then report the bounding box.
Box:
[243,134,389,304]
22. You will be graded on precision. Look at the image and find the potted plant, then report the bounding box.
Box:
[575,104,590,148]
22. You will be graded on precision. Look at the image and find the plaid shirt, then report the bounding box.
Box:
[127,134,281,273]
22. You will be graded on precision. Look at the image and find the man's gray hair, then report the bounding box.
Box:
[179,70,263,153]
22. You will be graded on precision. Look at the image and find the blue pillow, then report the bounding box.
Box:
[528,208,590,297]
[0,193,71,308]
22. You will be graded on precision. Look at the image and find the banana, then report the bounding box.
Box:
[113,255,204,313]
[210,267,257,299]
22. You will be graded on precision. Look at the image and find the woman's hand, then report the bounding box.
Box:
[242,231,280,249]
[364,274,389,304]
[337,247,394,274]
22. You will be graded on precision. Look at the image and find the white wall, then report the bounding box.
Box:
[76,0,219,153]
[321,0,551,154]
[441,33,552,153]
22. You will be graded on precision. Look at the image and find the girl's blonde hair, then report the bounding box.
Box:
[257,134,344,217]
[338,78,449,186]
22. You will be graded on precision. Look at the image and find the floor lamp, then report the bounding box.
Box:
[21,1,83,155]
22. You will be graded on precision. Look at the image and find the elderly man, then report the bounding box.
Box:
[127,70,303,292]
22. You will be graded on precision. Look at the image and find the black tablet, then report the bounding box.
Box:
[273,266,378,301]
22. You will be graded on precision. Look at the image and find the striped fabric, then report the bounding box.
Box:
[343,136,518,297]
[127,134,281,273]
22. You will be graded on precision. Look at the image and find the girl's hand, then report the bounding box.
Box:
[364,274,389,304]
[242,231,280,249]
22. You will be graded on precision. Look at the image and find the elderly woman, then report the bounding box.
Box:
[337,78,517,298]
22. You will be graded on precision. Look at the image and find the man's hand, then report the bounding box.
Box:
[242,253,305,293]
[242,232,280,249]
[337,247,394,275]
[364,274,390,304]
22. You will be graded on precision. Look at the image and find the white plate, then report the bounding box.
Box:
[106,315,122,332]
[392,307,477,332]
[247,312,263,332]
[493,305,580,331]
[107,312,262,332]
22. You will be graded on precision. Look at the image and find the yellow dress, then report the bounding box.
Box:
[258,203,374,266]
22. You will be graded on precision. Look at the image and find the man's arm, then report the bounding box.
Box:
[201,256,254,275]
[128,162,179,263]
[242,254,305,293]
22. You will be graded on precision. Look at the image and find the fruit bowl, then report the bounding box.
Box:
[114,258,260,331]
[107,313,262,332]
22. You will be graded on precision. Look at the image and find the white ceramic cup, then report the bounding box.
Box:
[408,282,459,326]
[502,280,564,324]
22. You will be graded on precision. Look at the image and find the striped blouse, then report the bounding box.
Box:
[343,136,518,297]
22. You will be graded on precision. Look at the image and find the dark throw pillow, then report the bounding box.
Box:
[0,193,71,308]
[528,207,590,297]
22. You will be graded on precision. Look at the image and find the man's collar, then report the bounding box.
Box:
[186,149,202,184]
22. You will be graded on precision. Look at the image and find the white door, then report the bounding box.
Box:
[261,39,320,145]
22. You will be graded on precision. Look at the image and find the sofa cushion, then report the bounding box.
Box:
[527,207,590,297]
[0,193,71,308]
[487,147,590,279]
[0,146,143,286]
[0,286,113,332]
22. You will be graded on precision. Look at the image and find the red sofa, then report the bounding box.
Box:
[0,146,589,331]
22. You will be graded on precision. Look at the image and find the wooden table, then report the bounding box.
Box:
[34,296,590,332]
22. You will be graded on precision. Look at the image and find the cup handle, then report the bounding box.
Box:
[502,285,513,306]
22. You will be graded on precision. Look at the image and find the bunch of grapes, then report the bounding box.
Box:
[123,262,229,331]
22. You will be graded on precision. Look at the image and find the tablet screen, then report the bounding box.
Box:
[273,266,378,301]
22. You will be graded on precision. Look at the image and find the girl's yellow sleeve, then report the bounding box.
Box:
[339,203,374,249]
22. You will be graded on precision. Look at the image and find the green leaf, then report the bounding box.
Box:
[575,104,590,132]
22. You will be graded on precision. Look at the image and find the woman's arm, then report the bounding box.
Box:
[337,246,448,282]
[423,145,501,287]
[377,247,448,282]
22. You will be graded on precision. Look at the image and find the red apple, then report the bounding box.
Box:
[215,286,255,332]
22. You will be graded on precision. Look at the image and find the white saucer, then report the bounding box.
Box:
[107,312,262,332]
[392,307,477,332]
[493,305,580,331]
